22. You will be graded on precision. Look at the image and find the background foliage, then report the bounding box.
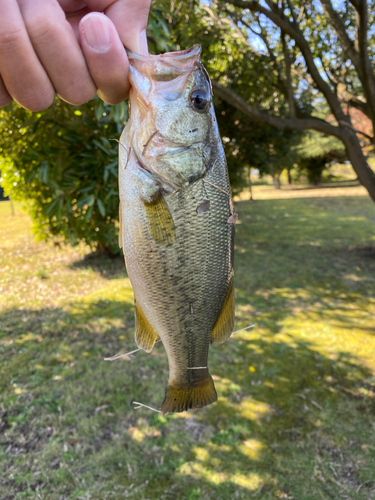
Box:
[1,1,371,253]
[0,6,171,254]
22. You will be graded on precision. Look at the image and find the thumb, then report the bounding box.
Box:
[85,0,151,55]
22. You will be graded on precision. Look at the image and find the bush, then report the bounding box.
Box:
[0,99,126,254]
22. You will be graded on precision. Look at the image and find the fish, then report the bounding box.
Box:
[118,45,236,414]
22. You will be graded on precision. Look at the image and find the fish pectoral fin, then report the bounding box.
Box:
[210,279,235,345]
[118,201,123,249]
[160,373,217,415]
[134,301,158,353]
[142,191,175,246]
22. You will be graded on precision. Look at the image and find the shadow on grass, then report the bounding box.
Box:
[1,194,375,499]
[69,250,127,279]
[1,298,375,499]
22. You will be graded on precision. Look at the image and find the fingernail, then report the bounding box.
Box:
[138,29,148,56]
[81,14,111,53]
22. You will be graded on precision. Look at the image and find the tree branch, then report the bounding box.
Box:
[338,121,374,141]
[348,98,370,118]
[226,0,348,122]
[212,80,343,138]
[319,0,362,72]
[355,0,375,125]
[320,0,375,129]
[282,32,296,117]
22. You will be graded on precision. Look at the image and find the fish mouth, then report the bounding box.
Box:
[142,129,203,158]
[127,46,202,77]
[127,45,201,62]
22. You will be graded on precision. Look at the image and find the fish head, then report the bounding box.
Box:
[127,46,216,192]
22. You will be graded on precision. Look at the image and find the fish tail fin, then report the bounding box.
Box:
[160,373,217,415]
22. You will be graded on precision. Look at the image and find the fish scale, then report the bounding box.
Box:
[119,46,235,414]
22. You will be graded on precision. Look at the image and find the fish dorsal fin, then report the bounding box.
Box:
[142,191,175,246]
[134,300,158,353]
[210,279,235,345]
[119,202,123,249]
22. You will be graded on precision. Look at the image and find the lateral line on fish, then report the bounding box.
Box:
[104,339,162,361]
[132,401,161,413]
[202,179,229,196]
[142,130,159,155]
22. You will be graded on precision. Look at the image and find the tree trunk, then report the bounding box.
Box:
[342,130,375,202]
[273,174,281,189]
[287,170,292,185]
[248,168,254,200]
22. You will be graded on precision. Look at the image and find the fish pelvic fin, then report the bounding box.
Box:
[142,191,175,246]
[210,279,235,345]
[160,373,217,415]
[134,300,158,353]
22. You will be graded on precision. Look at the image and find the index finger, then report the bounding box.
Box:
[84,0,151,55]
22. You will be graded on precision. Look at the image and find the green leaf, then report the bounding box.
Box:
[97,198,106,217]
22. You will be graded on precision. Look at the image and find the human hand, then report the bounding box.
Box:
[0,0,151,111]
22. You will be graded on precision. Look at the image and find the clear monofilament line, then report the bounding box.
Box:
[104,339,162,361]
[231,324,255,335]
[132,401,161,413]
[104,325,255,362]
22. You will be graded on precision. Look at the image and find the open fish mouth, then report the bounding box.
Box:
[126,45,203,81]
[127,45,201,62]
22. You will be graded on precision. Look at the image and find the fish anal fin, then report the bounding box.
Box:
[142,191,175,246]
[135,301,158,353]
[119,201,123,249]
[161,374,217,415]
[210,280,235,345]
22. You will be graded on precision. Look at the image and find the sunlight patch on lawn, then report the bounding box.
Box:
[179,456,263,490]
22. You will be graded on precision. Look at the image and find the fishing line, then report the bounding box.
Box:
[104,339,162,361]
[202,179,230,196]
[104,325,255,362]
[132,401,161,413]
[231,324,255,335]
[127,324,255,415]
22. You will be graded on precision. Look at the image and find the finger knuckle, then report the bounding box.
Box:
[0,27,24,49]
[21,89,55,112]
[28,18,61,46]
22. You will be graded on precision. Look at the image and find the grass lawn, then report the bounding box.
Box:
[1,187,375,500]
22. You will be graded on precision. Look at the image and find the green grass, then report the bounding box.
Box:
[1,191,375,500]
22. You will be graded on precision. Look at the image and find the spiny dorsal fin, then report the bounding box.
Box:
[134,300,158,353]
[210,279,235,345]
[142,191,175,246]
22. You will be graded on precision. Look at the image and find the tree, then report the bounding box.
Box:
[215,98,301,191]
[296,131,347,185]
[188,0,375,202]
[158,0,304,191]
[0,99,124,253]
[0,6,171,254]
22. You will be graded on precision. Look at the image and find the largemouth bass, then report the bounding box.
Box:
[118,46,235,414]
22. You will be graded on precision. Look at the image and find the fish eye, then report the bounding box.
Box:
[190,89,209,111]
